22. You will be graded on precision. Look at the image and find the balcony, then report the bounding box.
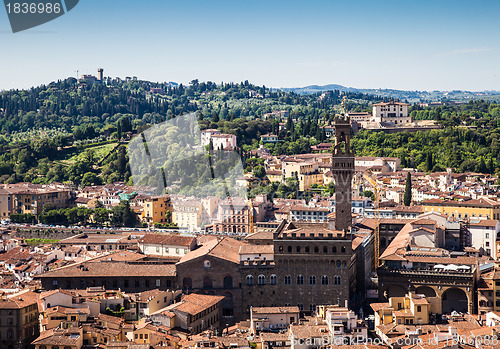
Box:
[378,267,474,277]
[240,259,275,267]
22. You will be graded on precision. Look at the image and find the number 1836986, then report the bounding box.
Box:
[6,2,61,14]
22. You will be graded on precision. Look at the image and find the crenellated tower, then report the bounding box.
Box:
[332,97,354,231]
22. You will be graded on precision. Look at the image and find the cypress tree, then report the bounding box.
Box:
[426,152,433,172]
[404,172,412,206]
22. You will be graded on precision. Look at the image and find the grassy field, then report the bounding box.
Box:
[25,238,59,246]
[63,143,118,164]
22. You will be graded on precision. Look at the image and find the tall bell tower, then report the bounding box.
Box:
[332,97,354,232]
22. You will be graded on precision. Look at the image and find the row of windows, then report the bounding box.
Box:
[252,304,317,311]
[281,232,342,238]
[223,217,247,223]
[291,211,327,216]
[146,246,187,254]
[246,274,341,285]
[276,260,348,269]
[278,245,347,254]
[52,278,170,289]
[333,162,353,168]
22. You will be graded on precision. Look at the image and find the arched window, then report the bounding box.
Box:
[270,274,277,285]
[332,246,337,253]
[342,261,347,269]
[288,246,292,253]
[284,275,292,284]
[334,275,341,285]
[336,260,342,268]
[222,292,234,316]
[279,246,284,252]
[296,246,301,253]
[341,246,346,253]
[309,275,316,285]
[314,246,319,253]
[258,275,266,285]
[321,275,329,285]
[223,275,233,289]
[305,246,310,253]
[246,275,254,285]
[323,246,328,253]
[297,275,304,284]
[203,276,213,289]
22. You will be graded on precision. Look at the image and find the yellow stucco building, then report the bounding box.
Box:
[422,198,500,220]
[141,196,173,225]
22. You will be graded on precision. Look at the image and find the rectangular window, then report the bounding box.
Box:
[156,279,161,287]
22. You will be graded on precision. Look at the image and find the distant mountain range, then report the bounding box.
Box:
[280,84,500,103]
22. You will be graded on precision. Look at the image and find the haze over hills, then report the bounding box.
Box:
[280,84,500,103]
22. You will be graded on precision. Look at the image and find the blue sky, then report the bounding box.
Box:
[1,0,499,91]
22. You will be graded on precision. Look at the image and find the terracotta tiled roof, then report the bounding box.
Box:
[370,302,390,312]
[98,313,125,325]
[469,219,499,227]
[422,198,500,208]
[177,237,244,264]
[244,231,274,241]
[252,306,300,314]
[290,324,329,338]
[170,294,225,316]
[0,290,39,309]
[37,258,176,278]
[239,245,274,254]
[32,328,82,346]
[139,234,196,247]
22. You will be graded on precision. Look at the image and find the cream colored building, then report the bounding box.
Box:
[282,161,323,191]
[372,100,410,125]
[201,129,237,150]
[250,306,300,333]
[172,199,203,231]
[138,234,197,258]
[347,112,371,122]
